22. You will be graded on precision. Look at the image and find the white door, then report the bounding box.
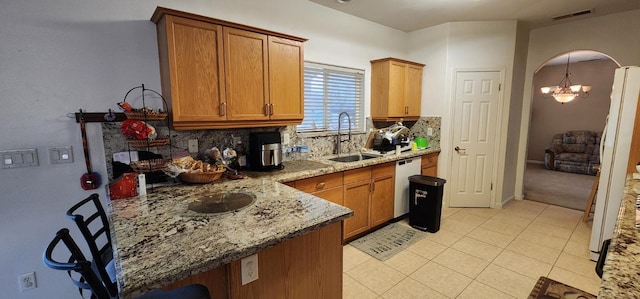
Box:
[450,71,501,207]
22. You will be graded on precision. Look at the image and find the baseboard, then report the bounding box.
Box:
[527,160,545,165]
[501,195,515,208]
[514,193,525,200]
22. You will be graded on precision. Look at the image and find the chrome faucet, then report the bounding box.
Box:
[337,112,351,155]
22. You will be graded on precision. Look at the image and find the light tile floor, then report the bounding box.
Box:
[343,200,600,298]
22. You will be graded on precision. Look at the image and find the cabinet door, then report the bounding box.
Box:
[268,36,304,121]
[370,163,395,227]
[223,28,269,121]
[163,15,226,122]
[421,166,437,177]
[343,180,371,239]
[405,64,423,117]
[387,60,407,117]
[421,153,438,176]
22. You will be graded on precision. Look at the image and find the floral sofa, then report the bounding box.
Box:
[544,130,601,175]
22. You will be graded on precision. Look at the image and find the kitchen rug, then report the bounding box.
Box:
[528,276,596,299]
[349,223,426,261]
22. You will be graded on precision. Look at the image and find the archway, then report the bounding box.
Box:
[523,50,619,210]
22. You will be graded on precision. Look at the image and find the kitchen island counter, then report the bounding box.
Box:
[109,147,440,298]
[599,174,640,297]
[108,177,352,298]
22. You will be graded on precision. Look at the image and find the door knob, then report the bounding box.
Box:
[454,146,466,153]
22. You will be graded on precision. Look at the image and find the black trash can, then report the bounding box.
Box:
[409,175,446,233]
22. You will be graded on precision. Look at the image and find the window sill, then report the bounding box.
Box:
[297,130,369,138]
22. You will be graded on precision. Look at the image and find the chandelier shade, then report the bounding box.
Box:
[540,53,591,103]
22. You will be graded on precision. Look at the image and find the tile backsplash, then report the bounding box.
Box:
[102,116,440,179]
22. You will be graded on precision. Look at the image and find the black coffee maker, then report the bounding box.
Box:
[249,132,284,171]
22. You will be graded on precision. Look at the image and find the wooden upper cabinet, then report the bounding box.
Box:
[405,64,423,117]
[371,58,424,121]
[152,7,306,129]
[268,36,304,121]
[158,15,226,123]
[224,28,269,121]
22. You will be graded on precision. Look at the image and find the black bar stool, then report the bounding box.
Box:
[43,228,210,299]
[66,193,117,296]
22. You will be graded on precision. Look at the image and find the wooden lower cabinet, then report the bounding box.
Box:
[288,162,396,241]
[342,163,395,240]
[421,153,438,177]
[370,162,395,228]
[165,222,343,299]
[343,169,372,239]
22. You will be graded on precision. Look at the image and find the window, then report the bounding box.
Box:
[299,62,364,133]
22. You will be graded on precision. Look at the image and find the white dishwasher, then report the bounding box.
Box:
[394,157,422,219]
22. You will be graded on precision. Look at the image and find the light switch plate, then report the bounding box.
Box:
[49,146,73,164]
[1,149,39,169]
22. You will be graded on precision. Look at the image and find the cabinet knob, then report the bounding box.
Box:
[270,103,274,116]
[316,181,326,190]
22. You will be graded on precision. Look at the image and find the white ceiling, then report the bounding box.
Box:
[309,0,640,32]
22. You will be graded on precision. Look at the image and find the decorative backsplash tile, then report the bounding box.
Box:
[101,116,440,179]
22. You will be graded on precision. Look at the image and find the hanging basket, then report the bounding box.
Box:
[130,159,170,173]
[124,110,168,121]
[127,137,170,148]
[119,85,169,121]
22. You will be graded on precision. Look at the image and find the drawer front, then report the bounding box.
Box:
[372,162,395,178]
[344,167,372,184]
[421,153,438,167]
[295,172,343,193]
[313,186,344,206]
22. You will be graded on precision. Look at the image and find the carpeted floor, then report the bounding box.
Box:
[524,163,596,211]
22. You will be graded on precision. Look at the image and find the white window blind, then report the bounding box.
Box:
[299,62,364,133]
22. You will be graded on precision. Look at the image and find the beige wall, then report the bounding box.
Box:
[527,59,617,162]
[407,20,519,208]
[515,9,640,199]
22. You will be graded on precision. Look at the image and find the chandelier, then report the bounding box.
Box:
[540,53,591,103]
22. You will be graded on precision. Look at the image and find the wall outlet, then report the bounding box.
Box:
[240,254,259,285]
[427,127,434,136]
[188,139,199,153]
[282,133,290,145]
[232,135,242,146]
[18,272,36,292]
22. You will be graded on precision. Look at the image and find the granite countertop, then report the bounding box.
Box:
[247,147,440,183]
[109,178,352,298]
[599,174,640,297]
[108,148,439,298]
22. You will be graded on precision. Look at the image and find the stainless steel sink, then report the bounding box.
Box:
[329,154,378,163]
[188,191,256,214]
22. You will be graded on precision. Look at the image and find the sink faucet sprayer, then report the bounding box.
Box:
[337,112,351,155]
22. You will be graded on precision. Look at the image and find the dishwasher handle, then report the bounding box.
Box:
[398,158,416,166]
